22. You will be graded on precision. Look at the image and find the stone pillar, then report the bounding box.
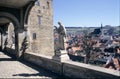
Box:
[1,33,6,50]
[14,29,24,59]
[15,30,19,58]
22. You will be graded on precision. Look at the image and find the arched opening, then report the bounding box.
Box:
[7,23,15,49]
[0,12,21,58]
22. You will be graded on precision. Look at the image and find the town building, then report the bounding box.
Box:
[27,0,54,56]
[0,0,54,56]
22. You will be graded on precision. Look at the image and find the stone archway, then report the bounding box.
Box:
[0,0,37,59]
[0,12,20,29]
[0,12,21,58]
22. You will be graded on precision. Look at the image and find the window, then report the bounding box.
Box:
[33,33,36,40]
[47,1,50,9]
[38,15,41,25]
[35,0,40,6]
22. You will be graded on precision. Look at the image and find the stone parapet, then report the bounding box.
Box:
[24,52,63,75]
[24,52,120,78]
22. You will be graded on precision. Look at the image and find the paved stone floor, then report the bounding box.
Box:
[0,52,61,78]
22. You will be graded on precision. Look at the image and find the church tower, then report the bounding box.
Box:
[101,23,104,37]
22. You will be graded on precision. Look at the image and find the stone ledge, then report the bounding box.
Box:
[25,52,52,59]
[24,52,120,78]
[24,52,63,75]
[62,61,120,78]
[64,60,120,76]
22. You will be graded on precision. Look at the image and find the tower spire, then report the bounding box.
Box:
[101,23,103,29]
[100,23,104,36]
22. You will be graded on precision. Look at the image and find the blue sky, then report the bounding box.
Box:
[53,0,120,27]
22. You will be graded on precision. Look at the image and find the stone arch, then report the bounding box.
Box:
[0,12,21,58]
[0,12,20,30]
[24,2,36,25]
[24,2,37,53]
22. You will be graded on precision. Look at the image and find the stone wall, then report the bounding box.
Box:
[27,0,54,56]
[0,0,54,58]
[24,52,63,75]
[63,61,120,79]
[24,52,120,79]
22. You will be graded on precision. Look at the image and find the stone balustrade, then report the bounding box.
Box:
[24,52,120,79]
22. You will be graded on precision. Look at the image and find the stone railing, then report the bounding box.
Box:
[24,52,120,79]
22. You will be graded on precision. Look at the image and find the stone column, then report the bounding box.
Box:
[1,33,6,50]
[14,28,23,59]
[14,29,19,59]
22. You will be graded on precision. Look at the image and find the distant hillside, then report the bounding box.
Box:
[65,26,120,35]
